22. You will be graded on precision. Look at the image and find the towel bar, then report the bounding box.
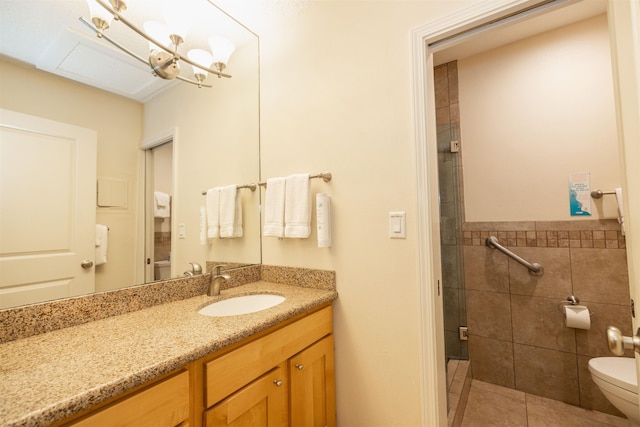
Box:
[591,189,616,199]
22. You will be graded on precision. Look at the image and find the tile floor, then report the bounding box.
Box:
[447,360,630,427]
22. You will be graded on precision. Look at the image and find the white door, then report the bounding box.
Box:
[607,0,640,391]
[0,109,97,308]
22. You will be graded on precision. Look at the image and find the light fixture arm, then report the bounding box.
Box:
[88,0,231,79]
[79,17,213,88]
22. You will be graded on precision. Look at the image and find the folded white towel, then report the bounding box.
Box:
[206,187,221,238]
[615,187,625,235]
[220,185,243,238]
[154,191,171,218]
[95,224,108,265]
[199,205,207,245]
[264,177,286,238]
[285,173,311,238]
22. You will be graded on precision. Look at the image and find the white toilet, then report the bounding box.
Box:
[154,260,171,280]
[589,357,640,426]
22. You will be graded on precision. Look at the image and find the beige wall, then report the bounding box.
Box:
[459,15,621,222]
[143,39,261,274]
[0,59,142,293]
[219,1,474,425]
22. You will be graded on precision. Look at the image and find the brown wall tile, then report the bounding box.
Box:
[468,335,515,388]
[513,344,579,406]
[466,290,512,341]
[508,247,571,298]
[511,295,576,352]
[571,249,629,305]
[574,301,633,357]
[463,246,509,293]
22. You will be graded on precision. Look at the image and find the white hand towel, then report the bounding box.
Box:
[615,187,625,235]
[263,177,286,238]
[199,205,207,245]
[220,185,243,238]
[154,191,171,218]
[95,224,108,265]
[206,187,221,238]
[284,173,311,238]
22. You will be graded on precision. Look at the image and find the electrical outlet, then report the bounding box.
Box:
[459,326,468,341]
[450,140,460,153]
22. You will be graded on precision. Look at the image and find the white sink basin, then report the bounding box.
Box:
[198,294,286,317]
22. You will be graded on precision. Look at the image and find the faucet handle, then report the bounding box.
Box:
[189,262,203,275]
[213,264,227,276]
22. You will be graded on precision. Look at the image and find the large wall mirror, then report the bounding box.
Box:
[0,0,261,310]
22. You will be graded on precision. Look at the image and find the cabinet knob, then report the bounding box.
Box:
[295,364,304,371]
[273,379,283,387]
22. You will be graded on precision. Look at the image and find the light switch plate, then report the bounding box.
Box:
[389,211,406,239]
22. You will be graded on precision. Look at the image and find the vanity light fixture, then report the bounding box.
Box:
[80,0,235,88]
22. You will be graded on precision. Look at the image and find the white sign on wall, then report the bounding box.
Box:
[569,173,592,217]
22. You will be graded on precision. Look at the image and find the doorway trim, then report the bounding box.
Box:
[410,0,639,424]
[138,128,178,284]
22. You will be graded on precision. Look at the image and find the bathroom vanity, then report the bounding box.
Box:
[0,279,337,427]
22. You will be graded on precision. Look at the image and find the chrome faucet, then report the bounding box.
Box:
[208,265,231,296]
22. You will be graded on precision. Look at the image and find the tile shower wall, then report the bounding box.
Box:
[463,220,630,416]
[435,62,468,361]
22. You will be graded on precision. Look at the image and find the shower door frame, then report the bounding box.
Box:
[411,1,640,425]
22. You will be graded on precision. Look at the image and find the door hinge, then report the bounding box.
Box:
[632,299,636,318]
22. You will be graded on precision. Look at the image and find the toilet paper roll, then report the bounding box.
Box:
[564,305,591,330]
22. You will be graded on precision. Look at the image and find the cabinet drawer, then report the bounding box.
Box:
[205,306,332,407]
[69,370,190,427]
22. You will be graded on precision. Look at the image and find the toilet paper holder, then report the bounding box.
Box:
[558,296,595,317]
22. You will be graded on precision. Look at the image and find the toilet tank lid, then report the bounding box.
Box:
[589,357,637,392]
[154,260,171,266]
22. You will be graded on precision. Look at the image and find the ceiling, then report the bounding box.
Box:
[0,0,256,102]
[0,0,608,100]
[433,0,608,65]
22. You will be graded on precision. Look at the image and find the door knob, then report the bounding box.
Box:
[606,326,640,355]
[81,260,94,269]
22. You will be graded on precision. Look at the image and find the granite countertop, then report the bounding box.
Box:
[0,281,337,427]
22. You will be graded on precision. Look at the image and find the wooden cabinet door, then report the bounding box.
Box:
[205,363,288,427]
[289,335,336,427]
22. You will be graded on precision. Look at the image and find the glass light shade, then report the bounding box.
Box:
[86,0,114,26]
[187,49,213,76]
[143,21,170,52]
[208,36,235,66]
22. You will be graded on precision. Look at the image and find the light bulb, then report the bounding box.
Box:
[86,0,114,29]
[208,36,235,71]
[188,49,213,73]
[143,21,170,52]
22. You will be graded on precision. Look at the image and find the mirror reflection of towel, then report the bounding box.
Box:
[206,188,221,238]
[95,224,108,265]
[263,177,286,238]
[220,185,243,238]
[154,191,171,218]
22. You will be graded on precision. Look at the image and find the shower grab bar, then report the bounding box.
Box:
[485,236,544,276]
